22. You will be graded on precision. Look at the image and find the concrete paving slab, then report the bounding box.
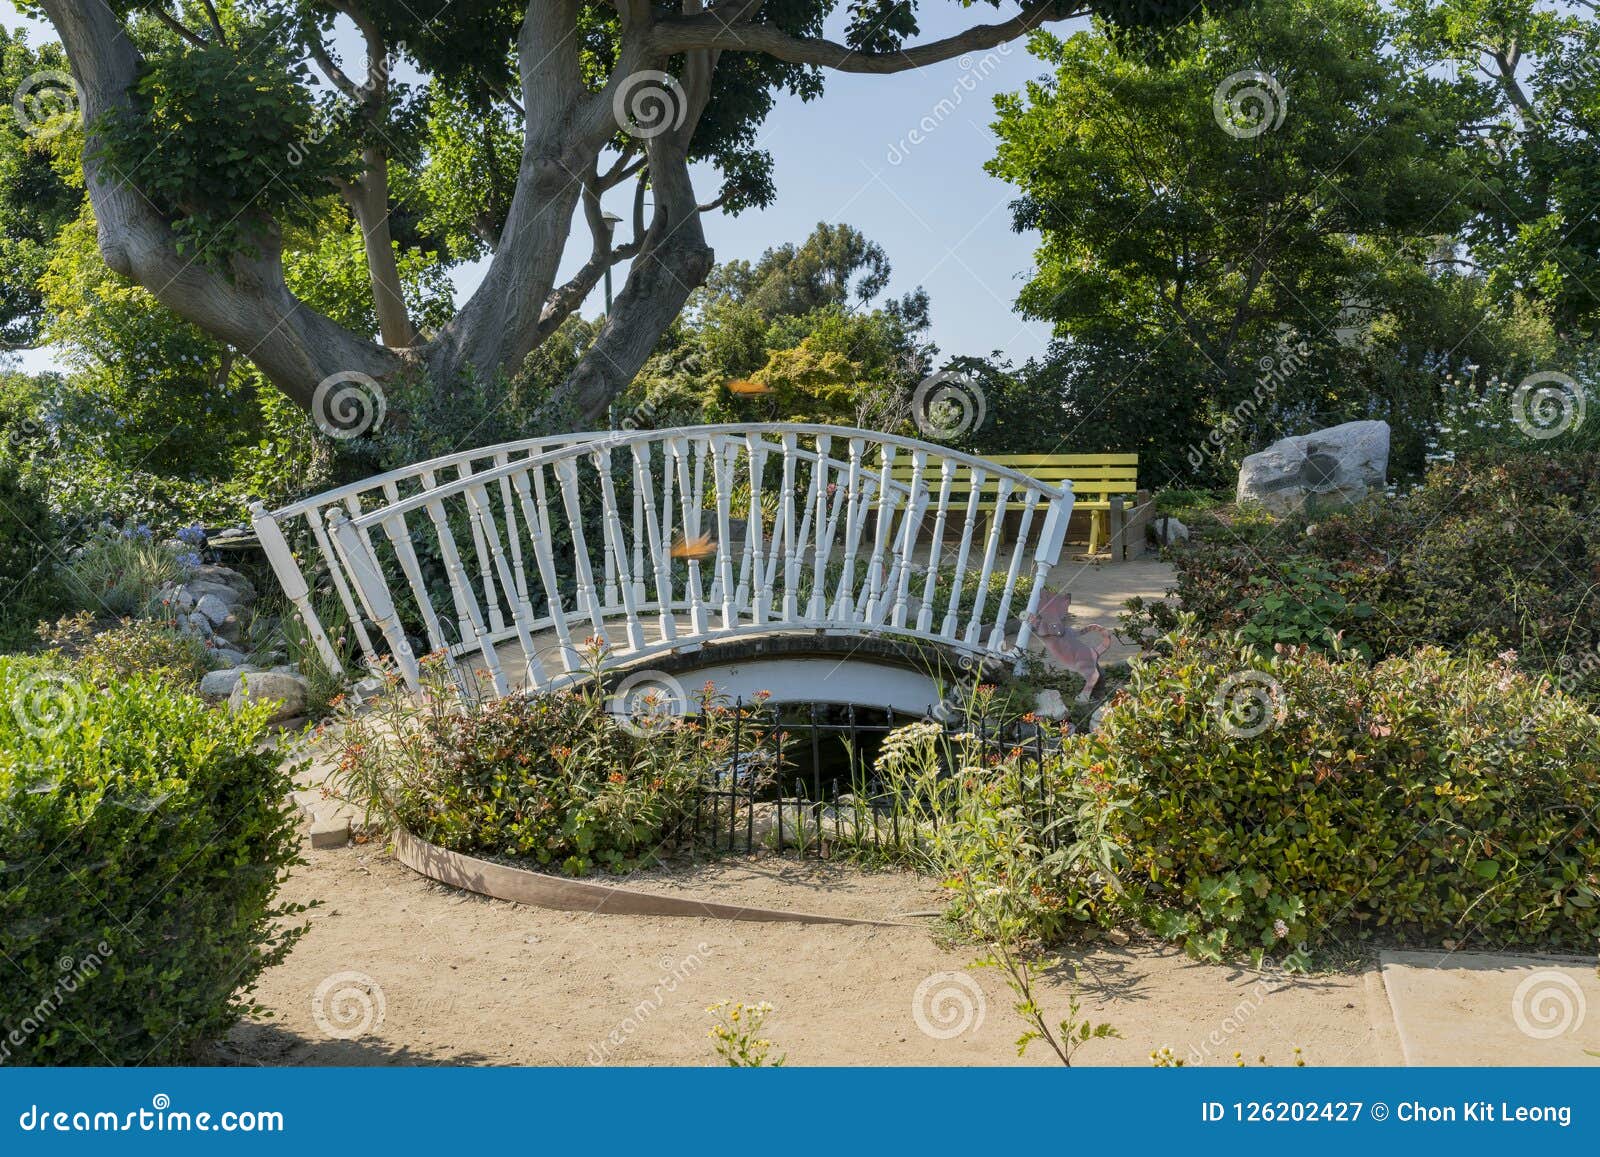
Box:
[1379,950,1600,1066]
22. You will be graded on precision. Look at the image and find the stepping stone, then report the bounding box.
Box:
[1378,950,1599,1066]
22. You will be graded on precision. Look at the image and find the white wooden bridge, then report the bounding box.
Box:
[250,425,1075,699]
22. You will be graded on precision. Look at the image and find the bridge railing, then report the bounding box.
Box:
[255,424,1074,695]
[249,432,606,676]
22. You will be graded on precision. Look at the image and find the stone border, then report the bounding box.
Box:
[391,829,906,927]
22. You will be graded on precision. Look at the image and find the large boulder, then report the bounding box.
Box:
[1237,420,1390,516]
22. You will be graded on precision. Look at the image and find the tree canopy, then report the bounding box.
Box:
[21,0,1228,431]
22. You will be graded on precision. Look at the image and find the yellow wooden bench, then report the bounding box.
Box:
[893,452,1139,555]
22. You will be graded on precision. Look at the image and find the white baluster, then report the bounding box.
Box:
[670,435,709,636]
[380,480,448,655]
[632,442,677,641]
[807,433,833,621]
[890,449,929,629]
[941,465,986,640]
[420,492,506,696]
[917,460,956,634]
[777,432,799,622]
[327,509,422,691]
[742,435,766,622]
[464,482,548,687]
[592,444,647,651]
[510,465,580,674]
[712,436,738,629]
[305,509,378,661]
[555,455,608,644]
[963,477,1013,648]
[458,462,505,634]
[250,502,343,675]
[862,444,897,622]
[1014,484,1075,655]
[987,490,1038,653]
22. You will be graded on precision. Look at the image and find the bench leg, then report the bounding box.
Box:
[1088,510,1107,556]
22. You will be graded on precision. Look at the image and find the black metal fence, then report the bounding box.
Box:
[670,701,1071,861]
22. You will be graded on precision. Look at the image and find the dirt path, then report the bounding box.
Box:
[224,840,1395,1067]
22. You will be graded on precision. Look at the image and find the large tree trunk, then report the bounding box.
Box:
[40,0,405,411]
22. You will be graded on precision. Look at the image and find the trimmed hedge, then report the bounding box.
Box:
[0,656,305,1064]
[1069,632,1600,959]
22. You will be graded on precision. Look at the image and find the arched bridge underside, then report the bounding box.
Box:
[252,424,1075,701]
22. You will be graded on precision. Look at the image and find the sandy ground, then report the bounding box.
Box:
[222,841,1396,1067]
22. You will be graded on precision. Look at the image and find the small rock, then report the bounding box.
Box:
[1107,928,1131,946]
[194,564,256,601]
[199,665,256,700]
[1150,516,1189,546]
[195,593,234,628]
[211,646,249,668]
[185,579,244,607]
[183,611,214,639]
[228,670,308,723]
[1033,688,1068,721]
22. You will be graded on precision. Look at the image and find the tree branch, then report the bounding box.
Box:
[151,7,208,49]
[648,1,1087,73]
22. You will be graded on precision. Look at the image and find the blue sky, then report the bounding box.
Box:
[3,4,1074,375]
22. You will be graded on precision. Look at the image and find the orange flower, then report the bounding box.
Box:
[608,771,626,785]
[671,533,717,561]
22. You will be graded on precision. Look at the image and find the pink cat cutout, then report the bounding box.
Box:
[1028,589,1114,702]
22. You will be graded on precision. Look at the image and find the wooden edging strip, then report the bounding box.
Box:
[391,829,907,928]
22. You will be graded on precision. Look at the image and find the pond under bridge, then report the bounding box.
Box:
[249,424,1078,711]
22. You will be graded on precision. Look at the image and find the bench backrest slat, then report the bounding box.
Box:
[890,451,1138,505]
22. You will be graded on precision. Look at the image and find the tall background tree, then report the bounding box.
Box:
[981,0,1592,480]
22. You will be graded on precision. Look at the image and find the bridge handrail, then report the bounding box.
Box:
[252,424,1076,691]
[346,424,1070,528]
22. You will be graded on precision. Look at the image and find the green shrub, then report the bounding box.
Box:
[0,655,306,1064]
[1133,451,1600,700]
[61,525,191,618]
[0,458,65,648]
[1068,631,1600,960]
[37,612,214,688]
[331,657,757,876]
